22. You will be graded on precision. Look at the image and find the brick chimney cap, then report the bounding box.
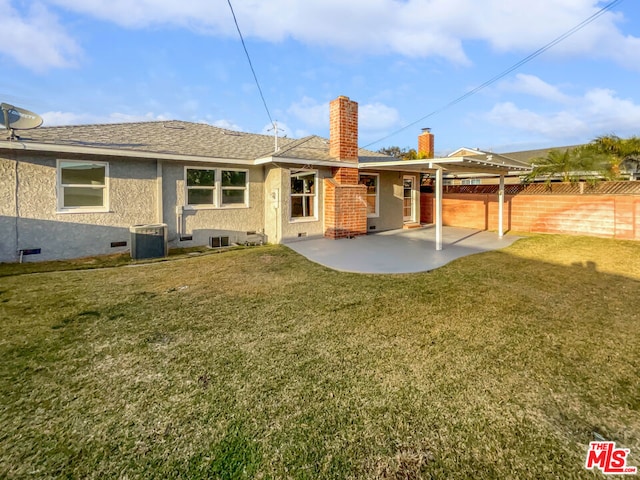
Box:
[337,95,351,100]
[421,127,432,133]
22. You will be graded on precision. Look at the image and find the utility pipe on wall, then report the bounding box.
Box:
[156,160,163,224]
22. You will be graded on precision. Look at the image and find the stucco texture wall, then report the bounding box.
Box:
[364,170,414,232]
[280,166,330,243]
[263,165,281,244]
[2,153,158,262]
[0,153,18,261]
[162,162,265,247]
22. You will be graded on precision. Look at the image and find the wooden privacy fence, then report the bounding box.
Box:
[420,181,640,240]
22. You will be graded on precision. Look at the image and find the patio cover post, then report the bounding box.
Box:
[498,174,504,238]
[435,167,443,250]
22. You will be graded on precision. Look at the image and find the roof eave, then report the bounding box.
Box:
[255,155,360,168]
[0,140,254,165]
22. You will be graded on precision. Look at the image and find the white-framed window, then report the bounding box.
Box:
[461,178,481,185]
[186,167,216,206]
[185,167,249,208]
[221,169,248,206]
[359,173,379,218]
[57,159,109,212]
[290,170,317,220]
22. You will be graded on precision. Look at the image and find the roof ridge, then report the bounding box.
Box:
[37,119,186,129]
[272,135,323,157]
[33,120,306,145]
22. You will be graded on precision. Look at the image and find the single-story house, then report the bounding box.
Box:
[0,95,530,263]
[442,144,640,185]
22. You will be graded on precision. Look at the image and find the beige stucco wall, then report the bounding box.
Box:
[362,170,411,232]
[0,153,18,262]
[0,152,158,262]
[280,166,330,243]
[1,148,423,263]
[263,165,282,243]
[162,162,265,247]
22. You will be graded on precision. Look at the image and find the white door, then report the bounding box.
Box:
[403,175,415,223]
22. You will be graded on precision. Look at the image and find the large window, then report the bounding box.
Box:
[221,170,248,206]
[359,173,379,217]
[186,168,216,206]
[290,170,316,219]
[185,167,248,208]
[57,160,108,212]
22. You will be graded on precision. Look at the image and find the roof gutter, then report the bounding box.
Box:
[255,155,358,168]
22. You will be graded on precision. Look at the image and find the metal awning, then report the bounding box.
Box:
[358,155,531,175]
[358,156,532,251]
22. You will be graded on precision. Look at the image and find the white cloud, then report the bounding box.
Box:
[40,0,640,68]
[41,110,254,133]
[500,74,571,104]
[485,85,640,140]
[41,110,171,126]
[287,97,329,130]
[359,102,400,131]
[210,119,243,131]
[287,96,400,139]
[0,0,80,71]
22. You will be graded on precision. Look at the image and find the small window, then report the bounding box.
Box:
[290,171,316,219]
[187,168,216,206]
[359,173,379,217]
[58,160,108,211]
[221,170,247,206]
[461,178,481,185]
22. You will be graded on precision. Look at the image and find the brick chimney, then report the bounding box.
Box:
[418,128,434,159]
[329,96,358,163]
[324,96,367,239]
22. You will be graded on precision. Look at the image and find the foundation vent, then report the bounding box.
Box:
[210,236,230,248]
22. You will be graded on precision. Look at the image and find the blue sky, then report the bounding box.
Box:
[1,0,639,155]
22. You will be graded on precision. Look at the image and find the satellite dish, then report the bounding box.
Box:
[1,103,43,140]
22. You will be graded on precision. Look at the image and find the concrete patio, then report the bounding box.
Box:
[286,226,521,274]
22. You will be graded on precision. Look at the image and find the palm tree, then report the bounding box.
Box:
[589,135,640,180]
[525,148,585,184]
[617,136,640,180]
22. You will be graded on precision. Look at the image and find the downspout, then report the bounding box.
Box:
[156,160,163,223]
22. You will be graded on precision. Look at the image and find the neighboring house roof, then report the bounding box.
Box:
[1,120,395,166]
[498,145,583,164]
[448,148,530,170]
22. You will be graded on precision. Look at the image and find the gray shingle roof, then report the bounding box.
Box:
[10,120,290,160]
[4,120,394,164]
[499,145,583,164]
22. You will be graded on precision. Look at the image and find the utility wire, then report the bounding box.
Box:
[364,0,624,149]
[227,0,274,126]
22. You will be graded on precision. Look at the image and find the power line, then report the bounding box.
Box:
[364,0,624,149]
[226,0,274,126]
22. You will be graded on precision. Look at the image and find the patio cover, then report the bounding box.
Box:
[358,153,532,250]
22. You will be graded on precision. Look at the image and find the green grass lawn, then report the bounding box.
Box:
[1,235,639,479]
